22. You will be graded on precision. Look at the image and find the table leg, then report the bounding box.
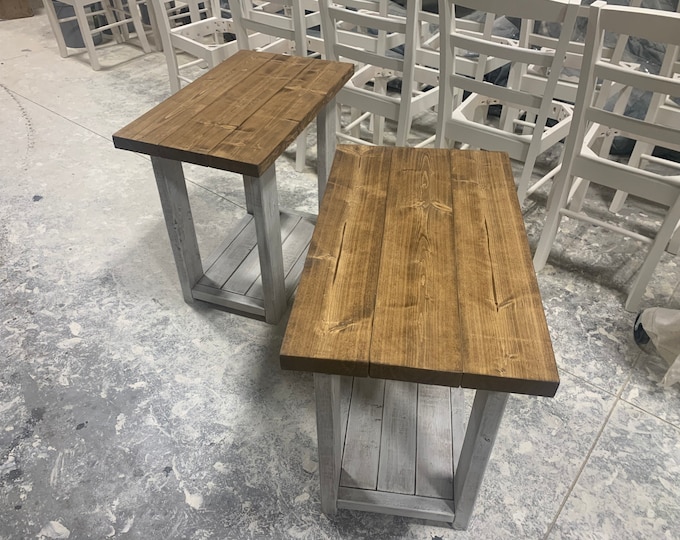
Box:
[314,373,342,515]
[316,98,337,203]
[453,390,508,530]
[451,387,465,474]
[151,156,203,303]
[243,165,286,324]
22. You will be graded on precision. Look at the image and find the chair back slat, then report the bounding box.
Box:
[600,6,680,47]
[452,0,574,24]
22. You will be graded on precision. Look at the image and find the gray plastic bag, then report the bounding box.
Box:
[636,308,680,387]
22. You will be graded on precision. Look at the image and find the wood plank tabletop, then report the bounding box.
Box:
[281,147,559,397]
[112,51,353,177]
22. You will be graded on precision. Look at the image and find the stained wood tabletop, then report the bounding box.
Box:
[281,147,559,397]
[112,50,353,177]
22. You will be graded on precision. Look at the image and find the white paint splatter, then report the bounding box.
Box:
[57,374,69,387]
[213,462,227,474]
[183,487,204,510]
[175,374,201,385]
[0,455,18,475]
[68,322,82,336]
[0,396,20,414]
[128,381,147,390]
[294,492,310,504]
[57,338,82,350]
[50,452,64,488]
[301,454,317,474]
[597,326,622,344]
[115,414,126,434]
[518,440,534,454]
[120,517,134,534]
[104,526,115,538]
[171,397,200,418]
[37,521,70,539]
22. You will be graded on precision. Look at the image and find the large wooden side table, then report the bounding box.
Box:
[113,51,353,323]
[280,147,559,529]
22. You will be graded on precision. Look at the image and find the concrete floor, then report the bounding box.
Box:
[2,7,680,540]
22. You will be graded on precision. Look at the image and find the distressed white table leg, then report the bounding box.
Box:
[316,98,337,203]
[151,156,203,303]
[243,165,286,324]
[242,175,255,215]
[314,373,342,515]
[295,128,308,172]
[451,387,465,474]
[453,390,508,530]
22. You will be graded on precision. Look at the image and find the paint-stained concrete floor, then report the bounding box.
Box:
[2,6,680,539]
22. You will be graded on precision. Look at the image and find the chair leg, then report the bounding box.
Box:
[533,171,572,271]
[609,189,628,214]
[667,225,680,256]
[143,0,163,51]
[42,0,69,57]
[625,197,680,312]
[567,177,589,212]
[73,3,101,70]
[127,0,152,53]
[517,126,547,203]
[163,40,181,93]
[103,0,126,43]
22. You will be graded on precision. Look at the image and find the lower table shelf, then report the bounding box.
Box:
[337,377,460,523]
[191,210,315,320]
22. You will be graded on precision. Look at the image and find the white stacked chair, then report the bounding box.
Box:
[231,0,323,56]
[607,3,680,216]
[230,0,323,170]
[151,0,251,93]
[318,0,439,147]
[435,0,581,203]
[42,0,152,70]
[533,1,680,312]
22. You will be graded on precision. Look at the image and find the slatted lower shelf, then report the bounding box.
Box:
[191,210,315,319]
[338,377,458,522]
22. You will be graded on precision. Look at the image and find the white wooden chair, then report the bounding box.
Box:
[231,0,323,56]
[317,0,440,147]
[150,0,242,93]
[230,0,323,170]
[518,0,647,199]
[435,0,581,203]
[412,0,522,147]
[607,6,680,215]
[414,1,518,81]
[533,2,680,312]
[42,0,152,70]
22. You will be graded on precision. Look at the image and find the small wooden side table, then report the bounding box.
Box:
[113,51,353,323]
[280,147,559,528]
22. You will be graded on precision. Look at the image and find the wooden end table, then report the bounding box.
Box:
[113,51,353,324]
[280,147,558,529]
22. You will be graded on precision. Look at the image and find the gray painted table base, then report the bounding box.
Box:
[314,373,508,529]
[150,101,337,324]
